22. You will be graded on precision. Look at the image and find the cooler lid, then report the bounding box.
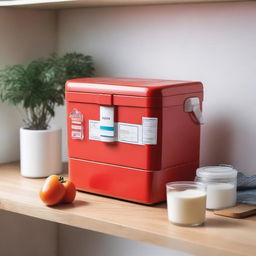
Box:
[66,77,203,97]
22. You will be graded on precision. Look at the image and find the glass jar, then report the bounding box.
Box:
[166,181,206,226]
[195,166,238,210]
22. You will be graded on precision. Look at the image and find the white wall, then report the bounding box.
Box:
[0,7,57,163]
[58,1,256,176]
[0,7,58,256]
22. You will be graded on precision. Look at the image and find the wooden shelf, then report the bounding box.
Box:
[0,0,254,9]
[0,162,256,255]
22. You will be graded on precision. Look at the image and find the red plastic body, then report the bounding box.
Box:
[66,77,203,204]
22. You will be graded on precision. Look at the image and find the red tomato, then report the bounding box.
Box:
[62,180,76,203]
[39,175,65,206]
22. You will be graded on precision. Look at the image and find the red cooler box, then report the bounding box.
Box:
[65,77,204,204]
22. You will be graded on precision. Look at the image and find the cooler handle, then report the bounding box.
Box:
[184,97,204,125]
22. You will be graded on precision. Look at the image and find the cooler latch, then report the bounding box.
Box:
[184,97,204,125]
[98,94,115,142]
[100,106,115,142]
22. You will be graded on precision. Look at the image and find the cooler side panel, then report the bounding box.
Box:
[161,93,203,169]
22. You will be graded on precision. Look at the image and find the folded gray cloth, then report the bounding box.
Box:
[237,172,256,205]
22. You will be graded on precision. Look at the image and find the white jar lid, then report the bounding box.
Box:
[196,166,238,179]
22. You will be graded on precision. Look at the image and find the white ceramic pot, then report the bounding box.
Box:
[20,127,62,178]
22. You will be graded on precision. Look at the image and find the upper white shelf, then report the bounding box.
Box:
[0,0,254,9]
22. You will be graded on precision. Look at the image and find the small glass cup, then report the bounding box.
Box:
[166,181,206,226]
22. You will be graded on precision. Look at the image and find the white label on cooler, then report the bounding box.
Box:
[142,117,158,145]
[71,125,82,130]
[88,118,157,145]
[69,109,83,122]
[72,121,82,125]
[72,131,83,139]
[70,108,84,140]
[89,120,101,141]
[118,123,143,145]
[100,106,115,140]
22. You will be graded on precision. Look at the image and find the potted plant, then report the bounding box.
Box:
[0,53,94,177]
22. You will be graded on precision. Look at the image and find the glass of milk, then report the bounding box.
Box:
[195,166,238,210]
[166,182,206,226]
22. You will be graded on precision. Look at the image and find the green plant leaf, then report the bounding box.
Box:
[0,52,95,130]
